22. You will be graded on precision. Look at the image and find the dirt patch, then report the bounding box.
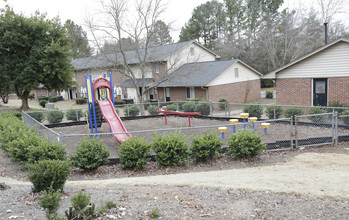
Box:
[1,144,349,219]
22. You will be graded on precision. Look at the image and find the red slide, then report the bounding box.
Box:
[97,99,131,144]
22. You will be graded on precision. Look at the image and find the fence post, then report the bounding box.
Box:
[59,132,64,145]
[127,104,130,116]
[76,110,79,122]
[176,100,179,112]
[209,101,213,116]
[228,103,231,118]
[332,111,338,145]
[273,106,276,120]
[295,116,298,149]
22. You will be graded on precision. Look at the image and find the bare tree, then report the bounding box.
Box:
[85,0,183,114]
[316,0,345,23]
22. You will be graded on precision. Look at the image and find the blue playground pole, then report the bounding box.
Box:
[85,75,94,134]
[221,132,225,139]
[264,128,267,134]
[89,74,98,135]
[233,125,236,133]
[252,123,255,134]
[109,72,115,106]
[243,118,246,130]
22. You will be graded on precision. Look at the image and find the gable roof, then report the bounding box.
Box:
[120,78,153,87]
[157,59,261,87]
[264,36,349,79]
[72,40,219,70]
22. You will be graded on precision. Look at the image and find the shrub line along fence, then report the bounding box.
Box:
[22,102,349,159]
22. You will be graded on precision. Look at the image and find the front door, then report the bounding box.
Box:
[165,87,170,102]
[313,78,327,106]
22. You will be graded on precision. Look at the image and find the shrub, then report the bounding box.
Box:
[218,98,228,110]
[71,190,92,216]
[39,188,62,220]
[227,130,265,158]
[166,104,177,111]
[189,98,200,102]
[0,117,27,151]
[119,137,151,170]
[76,98,87,105]
[341,110,349,125]
[28,111,45,123]
[29,93,35,100]
[27,140,67,164]
[190,131,223,163]
[265,105,283,119]
[48,97,58,102]
[39,100,48,108]
[148,105,159,115]
[327,101,347,114]
[152,130,189,166]
[284,107,304,120]
[124,105,140,117]
[194,103,210,115]
[182,102,196,112]
[265,90,274,99]
[243,102,263,118]
[151,207,160,218]
[0,111,22,120]
[308,108,327,123]
[47,110,64,124]
[66,109,84,122]
[70,137,110,171]
[38,96,49,101]
[27,159,70,192]
[7,130,42,162]
[114,100,126,106]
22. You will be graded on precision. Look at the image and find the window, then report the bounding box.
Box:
[234,68,239,78]
[149,88,154,100]
[153,64,159,73]
[186,87,195,99]
[190,47,194,56]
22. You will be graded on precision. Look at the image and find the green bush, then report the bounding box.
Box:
[114,100,126,106]
[308,108,327,123]
[66,109,84,122]
[148,105,159,115]
[265,90,274,99]
[76,98,87,105]
[284,107,304,120]
[0,117,27,151]
[38,96,49,101]
[28,93,35,100]
[190,131,223,163]
[70,137,110,171]
[7,130,42,163]
[189,98,200,102]
[48,97,58,102]
[227,130,265,158]
[124,105,140,117]
[27,159,70,192]
[166,104,177,111]
[243,102,263,118]
[39,100,48,108]
[194,103,210,115]
[265,105,283,119]
[152,131,189,166]
[0,111,22,120]
[327,101,347,114]
[182,102,197,112]
[47,110,64,124]
[341,110,349,125]
[119,137,151,170]
[27,140,67,164]
[218,98,228,110]
[39,188,62,220]
[71,190,92,217]
[28,111,45,123]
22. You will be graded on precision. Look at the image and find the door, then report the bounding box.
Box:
[165,87,170,102]
[313,79,327,106]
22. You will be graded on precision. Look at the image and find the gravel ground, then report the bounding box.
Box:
[1,144,349,219]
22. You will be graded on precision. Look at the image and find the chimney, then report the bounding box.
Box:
[324,23,328,44]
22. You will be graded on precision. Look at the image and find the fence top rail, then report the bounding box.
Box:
[296,113,333,118]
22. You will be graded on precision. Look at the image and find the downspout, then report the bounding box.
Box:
[201,86,209,100]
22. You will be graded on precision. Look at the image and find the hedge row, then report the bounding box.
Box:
[119,129,265,170]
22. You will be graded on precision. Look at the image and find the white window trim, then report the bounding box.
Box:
[186,87,195,99]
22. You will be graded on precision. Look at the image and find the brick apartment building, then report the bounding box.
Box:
[68,40,261,103]
[264,37,349,106]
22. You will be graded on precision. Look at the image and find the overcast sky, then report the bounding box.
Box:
[1,0,348,41]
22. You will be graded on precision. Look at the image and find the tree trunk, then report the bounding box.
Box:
[18,91,30,110]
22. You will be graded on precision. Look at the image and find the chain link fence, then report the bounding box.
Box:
[22,111,62,143]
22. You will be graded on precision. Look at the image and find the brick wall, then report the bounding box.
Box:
[277,77,349,106]
[328,77,349,105]
[208,79,261,103]
[276,78,312,106]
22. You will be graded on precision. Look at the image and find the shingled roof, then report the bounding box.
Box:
[157,60,239,87]
[72,40,207,70]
